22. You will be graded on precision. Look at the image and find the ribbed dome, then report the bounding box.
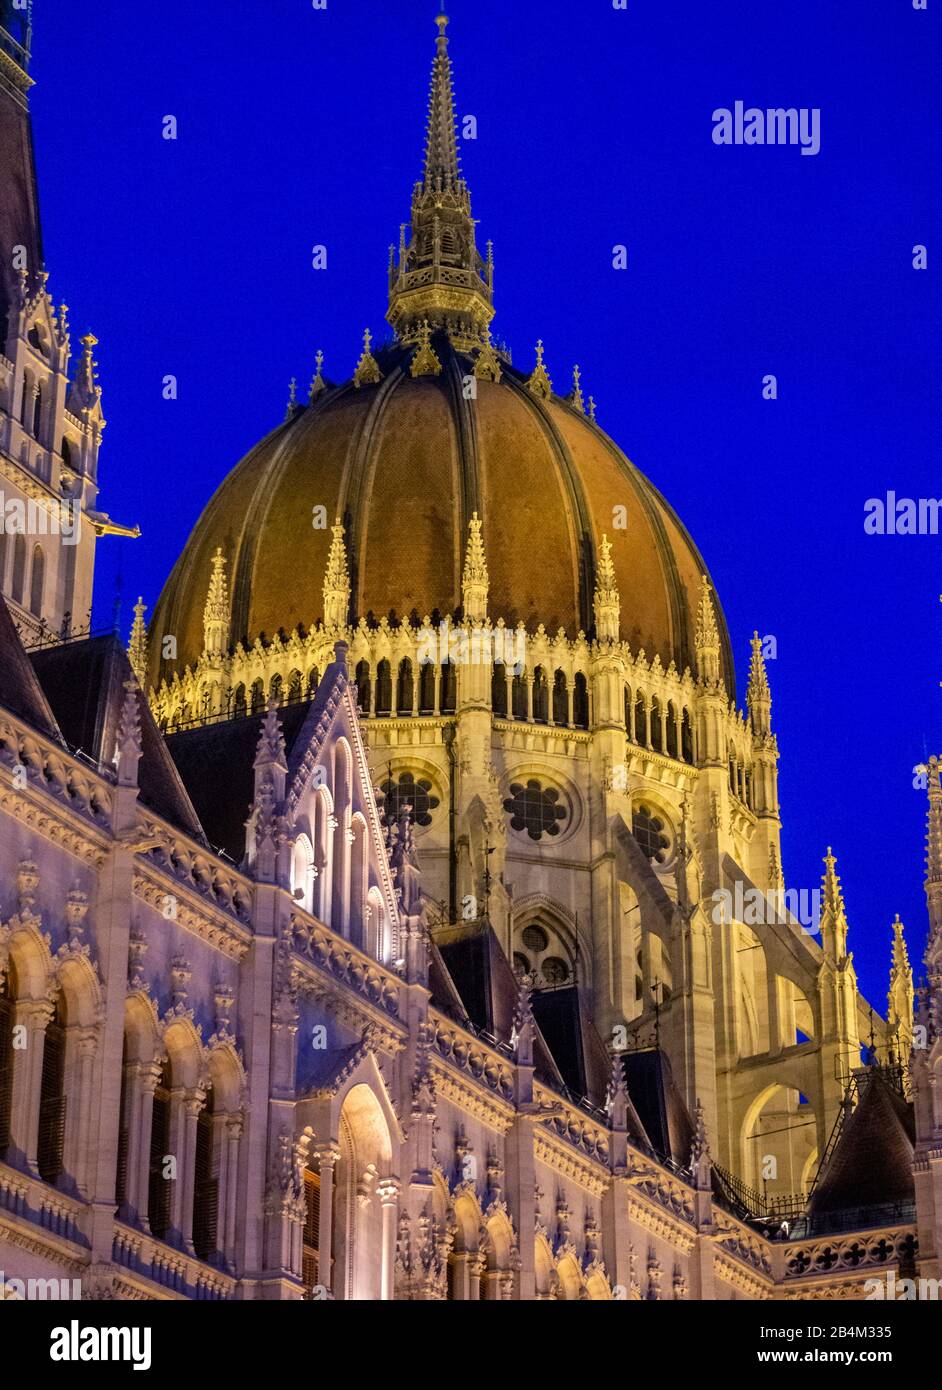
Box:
[148,338,735,693]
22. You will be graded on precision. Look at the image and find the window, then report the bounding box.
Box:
[541,957,570,986]
[193,1085,218,1263]
[375,660,392,716]
[511,674,527,721]
[513,952,531,976]
[522,925,548,953]
[503,780,567,841]
[355,661,371,714]
[419,661,435,713]
[397,659,414,715]
[287,669,303,703]
[233,684,247,718]
[573,673,589,729]
[11,533,26,604]
[303,1169,321,1296]
[0,969,13,1159]
[492,663,507,716]
[553,670,568,725]
[532,667,548,723]
[250,680,265,714]
[29,545,45,617]
[439,659,456,714]
[632,804,670,864]
[148,1060,172,1241]
[37,997,66,1184]
[380,771,439,827]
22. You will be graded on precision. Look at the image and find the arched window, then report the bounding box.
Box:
[0,967,14,1160]
[20,374,30,426]
[492,663,507,716]
[192,1084,218,1264]
[439,660,456,715]
[419,660,435,714]
[573,672,589,729]
[303,1165,322,1296]
[503,780,567,841]
[307,666,320,698]
[61,437,71,466]
[375,660,392,716]
[11,533,26,604]
[728,752,737,796]
[250,679,265,714]
[511,673,527,721]
[0,529,7,592]
[37,996,66,1184]
[287,669,303,703]
[635,691,648,747]
[355,660,371,715]
[29,545,45,618]
[233,684,247,719]
[553,670,568,725]
[33,381,42,438]
[632,803,670,864]
[681,707,694,764]
[269,673,283,706]
[148,1060,173,1241]
[666,701,678,760]
[116,1037,130,1213]
[397,659,414,716]
[532,667,548,723]
[650,697,663,753]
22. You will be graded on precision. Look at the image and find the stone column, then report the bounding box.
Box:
[378,1178,400,1301]
[72,1027,99,1198]
[134,1061,162,1233]
[314,1142,339,1295]
[180,1087,205,1254]
[10,997,54,1174]
[223,1115,243,1269]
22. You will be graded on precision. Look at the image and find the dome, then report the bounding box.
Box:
[148,338,734,693]
[148,12,735,695]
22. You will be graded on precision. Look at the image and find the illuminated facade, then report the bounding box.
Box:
[0,9,940,1301]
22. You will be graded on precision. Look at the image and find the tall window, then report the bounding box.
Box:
[116,1039,130,1212]
[397,659,414,716]
[193,1085,218,1263]
[553,670,568,725]
[419,660,435,714]
[11,533,26,605]
[573,673,589,729]
[492,664,507,716]
[532,667,548,723]
[303,1169,322,1297]
[355,661,371,714]
[148,1060,173,1241]
[375,661,392,716]
[37,997,66,1184]
[439,660,456,715]
[29,545,45,617]
[0,968,14,1160]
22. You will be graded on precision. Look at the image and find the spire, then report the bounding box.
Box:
[887,914,914,1059]
[461,511,488,622]
[409,319,442,378]
[473,329,501,382]
[202,548,230,661]
[67,332,105,429]
[593,534,620,642]
[323,518,351,630]
[925,755,942,952]
[820,846,849,960]
[387,13,494,348]
[569,365,585,414]
[115,681,143,790]
[284,376,299,421]
[694,575,721,687]
[127,597,148,687]
[747,631,771,736]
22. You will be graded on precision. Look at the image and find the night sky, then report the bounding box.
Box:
[26,0,941,1006]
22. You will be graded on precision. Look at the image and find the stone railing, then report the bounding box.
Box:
[288,912,403,1019]
[112,1223,236,1300]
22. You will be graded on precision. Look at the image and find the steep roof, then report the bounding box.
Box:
[809,1069,915,1215]
[0,593,60,740]
[29,634,204,841]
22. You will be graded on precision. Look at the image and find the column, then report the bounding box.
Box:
[72,1027,99,1198]
[10,997,54,1175]
[566,681,574,728]
[314,1143,339,1295]
[377,1178,399,1300]
[223,1115,243,1269]
[525,674,533,723]
[134,1061,162,1233]
[180,1087,204,1254]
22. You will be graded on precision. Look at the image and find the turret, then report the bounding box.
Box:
[322,519,351,631]
[886,914,914,1060]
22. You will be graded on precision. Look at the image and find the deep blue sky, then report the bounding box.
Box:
[27,1,940,1006]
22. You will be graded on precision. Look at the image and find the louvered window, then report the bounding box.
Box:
[0,976,13,1158]
[37,1001,66,1183]
[148,1062,172,1240]
[302,1170,321,1297]
[193,1087,218,1263]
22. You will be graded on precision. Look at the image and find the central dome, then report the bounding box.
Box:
[147,13,734,695]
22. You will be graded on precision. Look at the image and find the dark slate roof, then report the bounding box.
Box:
[810,1069,915,1215]
[622,1048,695,1167]
[165,700,315,861]
[0,26,42,336]
[29,634,204,841]
[0,593,61,740]
[531,985,612,1108]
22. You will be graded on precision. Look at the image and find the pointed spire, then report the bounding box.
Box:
[820,846,849,960]
[511,971,535,1066]
[115,681,143,789]
[605,1048,629,1132]
[203,548,230,662]
[67,332,105,427]
[461,511,488,622]
[689,1099,711,1190]
[593,534,620,642]
[127,597,148,687]
[925,756,942,952]
[309,350,327,402]
[323,518,351,630]
[747,630,771,736]
[424,12,461,192]
[353,328,383,388]
[588,396,597,423]
[254,701,288,776]
[409,319,442,378]
[569,365,585,414]
[284,376,299,421]
[694,575,721,687]
[526,340,553,399]
[386,13,494,347]
[887,914,914,1059]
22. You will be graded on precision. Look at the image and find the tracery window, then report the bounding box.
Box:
[380,771,439,827]
[632,803,670,864]
[503,780,567,841]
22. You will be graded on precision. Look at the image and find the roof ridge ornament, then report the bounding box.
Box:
[309,349,327,402]
[353,328,383,388]
[127,596,148,687]
[409,320,442,378]
[569,364,585,414]
[526,340,553,399]
[473,328,501,382]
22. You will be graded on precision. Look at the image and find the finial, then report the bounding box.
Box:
[309,350,326,402]
[410,319,442,378]
[570,365,585,414]
[284,377,299,421]
[203,547,231,662]
[694,574,722,687]
[588,395,597,422]
[354,328,383,388]
[474,328,502,382]
[128,596,149,688]
[323,518,351,630]
[526,340,553,399]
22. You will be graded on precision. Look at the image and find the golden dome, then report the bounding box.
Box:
[148,15,734,694]
[148,338,734,692]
